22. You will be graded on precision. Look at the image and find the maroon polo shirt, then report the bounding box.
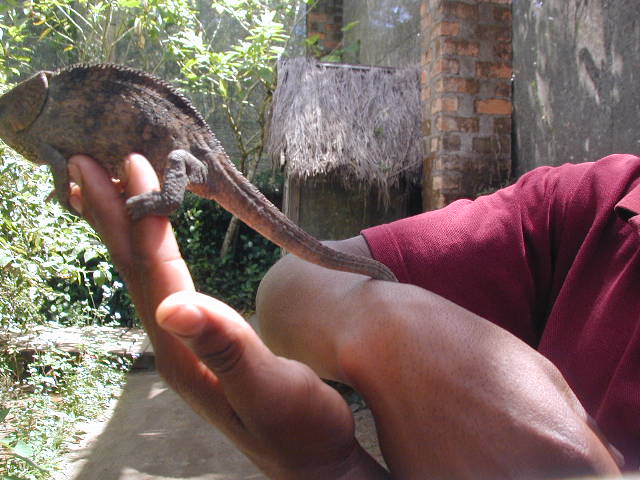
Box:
[362,154,640,470]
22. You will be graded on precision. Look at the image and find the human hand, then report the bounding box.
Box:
[66,153,389,479]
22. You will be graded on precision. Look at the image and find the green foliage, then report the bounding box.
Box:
[1,348,131,479]
[0,147,134,329]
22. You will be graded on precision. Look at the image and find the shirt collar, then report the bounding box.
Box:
[615,183,640,233]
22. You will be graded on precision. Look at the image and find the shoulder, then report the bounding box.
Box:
[514,154,640,206]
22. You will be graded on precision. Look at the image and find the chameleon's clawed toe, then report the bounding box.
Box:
[126,191,179,220]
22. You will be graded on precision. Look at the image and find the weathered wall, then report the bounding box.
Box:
[284,176,419,239]
[342,0,422,66]
[513,0,640,174]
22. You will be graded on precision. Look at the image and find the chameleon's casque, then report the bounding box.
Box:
[0,64,397,282]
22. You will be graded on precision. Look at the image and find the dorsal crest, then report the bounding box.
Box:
[54,63,212,132]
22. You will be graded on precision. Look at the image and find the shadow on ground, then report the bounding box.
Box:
[65,370,265,480]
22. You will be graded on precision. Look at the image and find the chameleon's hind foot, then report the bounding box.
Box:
[125,191,180,220]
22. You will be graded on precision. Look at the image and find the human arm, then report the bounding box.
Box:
[66,153,390,480]
[256,237,623,478]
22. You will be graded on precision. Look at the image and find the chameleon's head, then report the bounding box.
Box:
[0,71,50,162]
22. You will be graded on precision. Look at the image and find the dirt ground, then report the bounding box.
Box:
[55,369,384,480]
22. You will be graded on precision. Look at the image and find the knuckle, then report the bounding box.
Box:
[192,327,247,376]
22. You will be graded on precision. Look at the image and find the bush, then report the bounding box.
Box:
[0,148,134,329]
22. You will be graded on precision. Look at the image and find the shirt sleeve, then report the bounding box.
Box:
[361,161,597,346]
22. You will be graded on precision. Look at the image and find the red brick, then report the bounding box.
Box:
[442,38,480,56]
[495,80,511,97]
[441,1,479,20]
[307,12,329,24]
[324,23,341,33]
[432,134,462,152]
[476,61,512,78]
[431,96,459,114]
[432,21,460,37]
[424,45,434,64]
[494,6,512,22]
[433,58,460,75]
[437,77,480,94]
[420,2,429,19]
[475,98,512,115]
[436,115,480,133]
[494,41,513,61]
[494,117,512,134]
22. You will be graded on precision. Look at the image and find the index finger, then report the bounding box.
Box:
[119,154,195,351]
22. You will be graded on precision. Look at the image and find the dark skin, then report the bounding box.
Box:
[68,153,622,479]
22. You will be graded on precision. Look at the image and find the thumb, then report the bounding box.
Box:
[156,291,271,383]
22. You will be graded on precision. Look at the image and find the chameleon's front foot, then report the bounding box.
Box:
[125,149,203,220]
[42,144,77,213]
[125,191,181,220]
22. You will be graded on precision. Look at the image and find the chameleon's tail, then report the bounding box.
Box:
[211,155,398,282]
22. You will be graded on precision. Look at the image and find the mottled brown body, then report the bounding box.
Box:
[0,64,397,282]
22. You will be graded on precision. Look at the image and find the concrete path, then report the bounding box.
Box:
[58,369,383,480]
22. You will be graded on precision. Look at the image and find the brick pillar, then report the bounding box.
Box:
[307,0,344,57]
[422,0,513,210]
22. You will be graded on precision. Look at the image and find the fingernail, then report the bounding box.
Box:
[68,190,83,215]
[121,153,143,183]
[157,304,206,338]
[68,162,83,188]
[67,163,83,215]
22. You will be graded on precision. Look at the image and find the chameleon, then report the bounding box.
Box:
[0,63,397,282]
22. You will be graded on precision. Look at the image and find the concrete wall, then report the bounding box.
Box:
[342,0,422,66]
[513,0,640,174]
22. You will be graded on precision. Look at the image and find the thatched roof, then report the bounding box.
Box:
[268,57,423,199]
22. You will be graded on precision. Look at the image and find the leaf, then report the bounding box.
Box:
[11,441,34,458]
[116,0,141,7]
[218,79,228,98]
[83,248,100,263]
[0,250,12,268]
[0,407,9,423]
[342,21,360,33]
[304,34,320,46]
[37,27,52,41]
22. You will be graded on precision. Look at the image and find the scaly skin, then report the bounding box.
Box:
[0,64,397,282]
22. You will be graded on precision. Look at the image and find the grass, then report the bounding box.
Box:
[0,343,132,480]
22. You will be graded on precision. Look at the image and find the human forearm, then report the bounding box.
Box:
[256,241,622,478]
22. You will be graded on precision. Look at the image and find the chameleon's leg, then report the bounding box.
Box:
[126,149,206,220]
[38,143,74,212]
